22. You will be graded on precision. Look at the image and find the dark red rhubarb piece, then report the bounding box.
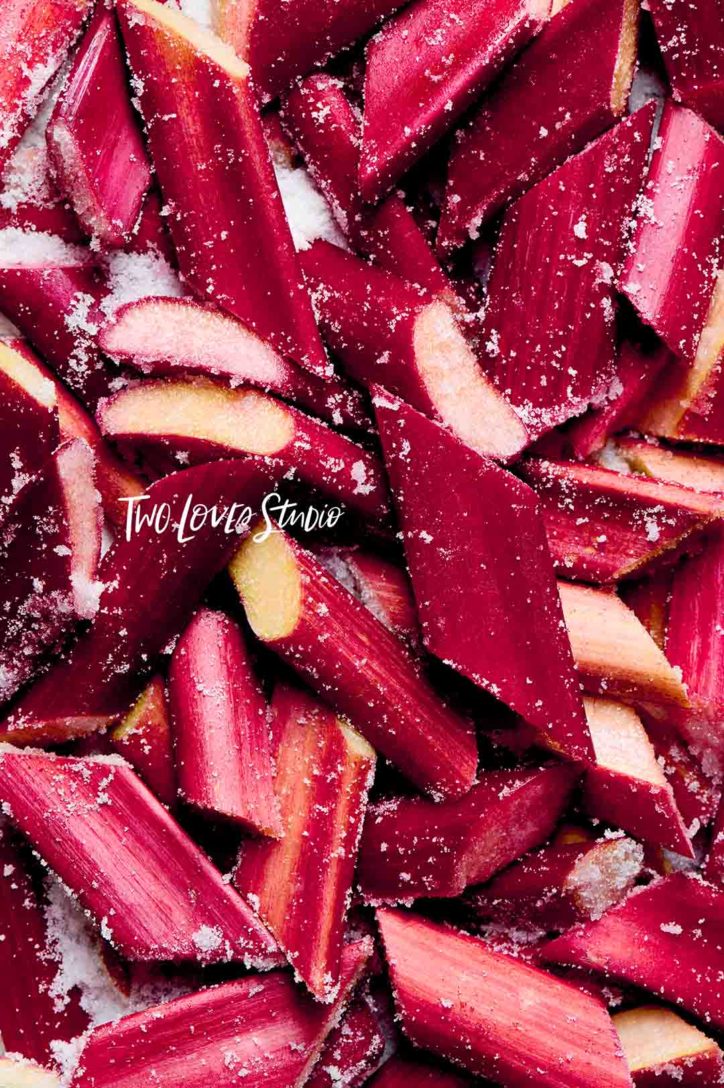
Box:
[110,675,176,808]
[378,909,633,1087]
[229,526,478,801]
[614,1005,724,1087]
[306,999,384,1088]
[357,763,578,903]
[0,339,59,511]
[0,748,278,965]
[705,795,724,885]
[438,0,639,250]
[648,0,724,129]
[369,1057,472,1088]
[117,0,329,379]
[375,395,589,760]
[620,104,724,360]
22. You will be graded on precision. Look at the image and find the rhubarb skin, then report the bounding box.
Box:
[229,526,478,801]
[543,872,724,1031]
[521,458,721,583]
[307,999,385,1088]
[0,339,59,511]
[0,748,278,965]
[357,763,579,903]
[169,609,281,835]
[117,0,328,379]
[359,0,550,203]
[647,0,724,129]
[110,675,176,808]
[614,1005,723,1087]
[324,548,420,645]
[480,104,655,438]
[438,0,639,250]
[378,909,633,1087]
[617,438,724,496]
[620,105,724,360]
[2,459,273,744]
[375,395,590,761]
[369,1057,472,1088]
[705,795,724,886]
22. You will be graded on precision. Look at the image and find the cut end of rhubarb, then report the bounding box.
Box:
[119,0,250,80]
[611,0,639,112]
[230,527,302,641]
[0,341,57,411]
[613,1005,722,1075]
[56,438,103,621]
[0,1059,60,1087]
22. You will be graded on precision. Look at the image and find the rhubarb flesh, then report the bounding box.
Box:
[617,438,724,495]
[0,1060,61,1087]
[110,675,176,808]
[0,339,58,511]
[613,1005,723,1086]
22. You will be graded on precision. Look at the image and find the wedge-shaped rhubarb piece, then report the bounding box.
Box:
[0,748,277,964]
[614,1005,723,1086]
[481,105,655,438]
[230,527,477,800]
[236,685,373,998]
[0,439,101,706]
[0,339,58,511]
[620,105,724,359]
[522,458,721,583]
[648,0,724,129]
[378,909,633,1086]
[358,763,578,903]
[617,438,724,495]
[582,697,692,856]
[438,0,639,250]
[110,675,176,808]
[369,1057,472,1088]
[543,873,724,1030]
[320,548,419,645]
[558,581,689,707]
[375,396,589,759]
[169,610,280,834]
[117,0,328,379]
[0,1060,61,1087]
[359,0,549,203]
[98,378,389,522]
[307,999,384,1088]
[3,459,273,743]
[99,298,367,429]
[644,715,720,835]
[705,795,724,885]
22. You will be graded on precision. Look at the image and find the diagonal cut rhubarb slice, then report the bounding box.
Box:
[110,675,176,809]
[377,909,633,1087]
[0,339,59,511]
[116,0,329,378]
[369,1057,472,1087]
[647,0,724,130]
[613,1005,723,1086]
[169,609,280,835]
[357,763,579,903]
[0,1059,61,1087]
[0,747,278,965]
[235,684,374,999]
[229,525,478,800]
[375,395,590,759]
[438,0,639,250]
[307,998,385,1088]
[616,438,724,496]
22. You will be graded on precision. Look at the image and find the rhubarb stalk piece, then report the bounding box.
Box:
[307,999,385,1088]
[620,104,724,360]
[647,0,724,129]
[0,748,277,965]
[169,609,280,835]
[110,675,176,808]
[705,795,724,885]
[369,1057,472,1088]
[0,1060,61,1087]
[229,526,477,800]
[617,438,724,496]
[300,241,528,460]
[235,685,374,999]
[117,0,329,379]
[614,1005,723,1087]
[319,548,419,644]
[0,339,59,511]
[438,0,639,249]
[357,763,578,903]
[375,395,590,760]
[378,909,633,1087]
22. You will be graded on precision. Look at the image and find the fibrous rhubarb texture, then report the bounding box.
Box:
[300,241,527,460]
[2,459,273,743]
[369,1057,472,1088]
[0,339,59,511]
[117,0,328,378]
[230,526,477,800]
[0,747,277,964]
[543,872,724,1030]
[319,548,420,645]
[357,763,578,903]
[375,395,590,760]
[705,795,724,885]
[620,104,724,360]
[438,0,639,249]
[97,378,389,523]
[378,909,633,1087]
[236,685,374,999]
[648,0,724,129]
[617,438,724,496]
[110,675,176,808]
[306,998,385,1088]
[614,1005,723,1086]
[480,105,655,438]
[169,609,280,834]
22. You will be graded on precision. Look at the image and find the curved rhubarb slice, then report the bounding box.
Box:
[620,105,724,360]
[0,1060,61,1087]
[359,0,549,203]
[369,1057,472,1087]
[0,339,58,510]
[378,910,633,1087]
[375,396,589,759]
[235,685,374,999]
[169,609,280,834]
[648,0,724,130]
[110,675,176,808]
[97,378,389,522]
[438,0,639,250]
[117,0,328,379]
[0,748,277,965]
[542,872,724,1030]
[99,297,368,429]
[301,241,527,459]
[614,1005,723,1086]
[616,438,724,495]
[307,999,385,1088]
[357,763,578,903]
[229,526,477,800]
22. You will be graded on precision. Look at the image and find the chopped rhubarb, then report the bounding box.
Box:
[110,675,176,808]
[0,1059,61,1087]
[357,763,579,903]
[0,338,58,511]
[369,1056,472,1088]
[613,1005,723,1087]
[438,0,639,249]
[617,438,724,495]
[705,794,724,885]
[643,715,720,836]
[648,0,724,129]
[306,998,385,1088]
[229,526,477,800]
[320,548,420,645]
[377,909,633,1086]
[619,571,672,650]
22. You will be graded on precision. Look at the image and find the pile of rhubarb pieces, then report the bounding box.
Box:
[1,0,724,1083]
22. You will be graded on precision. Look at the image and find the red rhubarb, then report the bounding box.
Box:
[319,548,420,645]
[705,794,724,885]
[648,0,724,129]
[0,338,58,511]
[613,1005,724,1087]
[110,675,176,808]
[369,1057,472,1088]
[0,1060,61,1086]
[306,998,384,1088]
